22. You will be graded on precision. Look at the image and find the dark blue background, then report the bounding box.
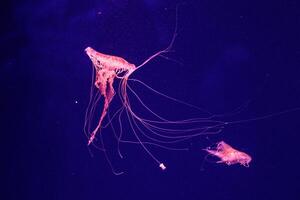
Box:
[2,0,300,199]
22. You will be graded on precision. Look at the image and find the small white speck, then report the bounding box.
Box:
[75,100,78,104]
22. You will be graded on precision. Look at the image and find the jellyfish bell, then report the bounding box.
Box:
[85,47,136,79]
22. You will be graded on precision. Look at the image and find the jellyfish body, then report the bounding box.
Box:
[84,46,226,172]
[204,141,252,167]
[85,47,135,145]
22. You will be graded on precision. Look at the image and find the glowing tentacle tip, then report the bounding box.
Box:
[159,163,166,170]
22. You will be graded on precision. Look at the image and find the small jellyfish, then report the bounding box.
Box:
[204,141,252,167]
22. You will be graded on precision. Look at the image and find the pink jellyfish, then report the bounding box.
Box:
[84,47,136,146]
[204,141,252,167]
[84,37,226,173]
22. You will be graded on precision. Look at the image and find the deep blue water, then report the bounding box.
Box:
[2,0,300,200]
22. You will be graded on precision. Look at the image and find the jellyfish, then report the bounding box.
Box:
[84,38,226,173]
[84,47,136,146]
[204,141,252,167]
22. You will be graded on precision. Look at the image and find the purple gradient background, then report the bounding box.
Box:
[2,0,300,200]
